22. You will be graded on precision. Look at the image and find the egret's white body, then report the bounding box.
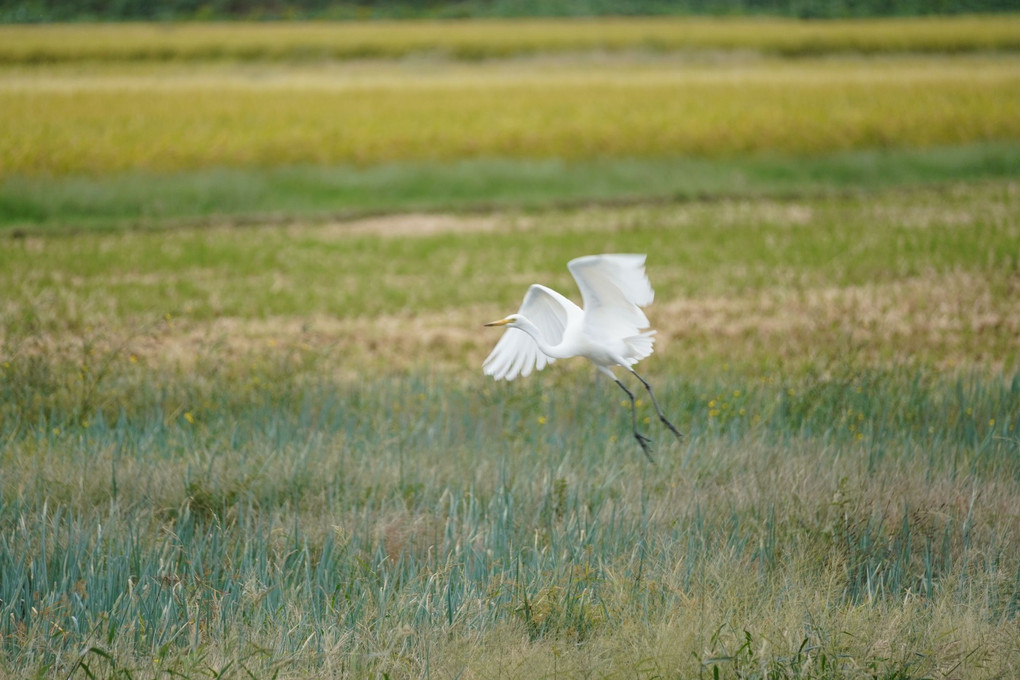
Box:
[483,254,681,460]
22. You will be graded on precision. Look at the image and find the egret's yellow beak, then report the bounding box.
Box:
[484,317,512,327]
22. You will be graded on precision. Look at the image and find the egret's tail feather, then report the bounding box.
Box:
[623,330,656,365]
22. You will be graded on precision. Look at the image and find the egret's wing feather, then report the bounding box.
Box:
[483,284,571,381]
[568,254,654,337]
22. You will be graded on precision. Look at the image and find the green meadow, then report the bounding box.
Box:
[1,17,1019,680]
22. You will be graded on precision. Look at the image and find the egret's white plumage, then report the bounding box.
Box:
[483,254,681,460]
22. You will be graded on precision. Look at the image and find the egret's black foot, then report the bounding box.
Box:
[634,431,655,463]
[660,416,684,441]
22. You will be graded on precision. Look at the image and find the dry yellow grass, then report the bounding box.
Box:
[2,54,1019,177]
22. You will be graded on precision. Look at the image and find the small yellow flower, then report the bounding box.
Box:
[643,416,650,425]
[129,354,138,363]
[537,416,547,425]
[855,432,864,441]
[989,419,995,427]
[635,399,643,407]
[2,361,9,369]
[733,390,741,398]
[52,427,60,435]
[184,412,195,424]
[708,400,716,408]
[82,419,89,428]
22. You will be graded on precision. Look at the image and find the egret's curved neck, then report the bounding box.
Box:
[514,316,562,358]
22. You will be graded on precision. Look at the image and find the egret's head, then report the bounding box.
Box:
[484,314,520,328]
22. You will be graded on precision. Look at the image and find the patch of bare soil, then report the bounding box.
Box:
[303,213,517,240]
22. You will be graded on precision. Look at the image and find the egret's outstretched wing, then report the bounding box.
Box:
[483,284,572,381]
[567,254,654,338]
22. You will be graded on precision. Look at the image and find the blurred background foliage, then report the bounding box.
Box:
[2,0,1018,22]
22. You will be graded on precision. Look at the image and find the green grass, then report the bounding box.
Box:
[3,143,1020,233]
[1,361,1018,678]
[3,181,1017,372]
[2,177,1018,677]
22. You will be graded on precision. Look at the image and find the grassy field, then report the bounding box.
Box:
[3,54,1020,179]
[4,144,1020,233]
[2,16,1019,680]
[3,182,1019,373]
[2,181,1019,678]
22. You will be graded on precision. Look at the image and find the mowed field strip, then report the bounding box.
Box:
[5,183,1017,377]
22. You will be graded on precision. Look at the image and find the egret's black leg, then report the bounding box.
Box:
[630,370,683,441]
[614,379,655,463]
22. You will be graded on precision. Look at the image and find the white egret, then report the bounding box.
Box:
[483,254,682,461]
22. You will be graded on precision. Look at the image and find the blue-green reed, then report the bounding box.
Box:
[1,360,1017,677]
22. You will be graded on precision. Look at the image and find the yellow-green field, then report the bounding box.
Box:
[2,15,1020,63]
[4,18,1019,179]
[3,55,1020,177]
